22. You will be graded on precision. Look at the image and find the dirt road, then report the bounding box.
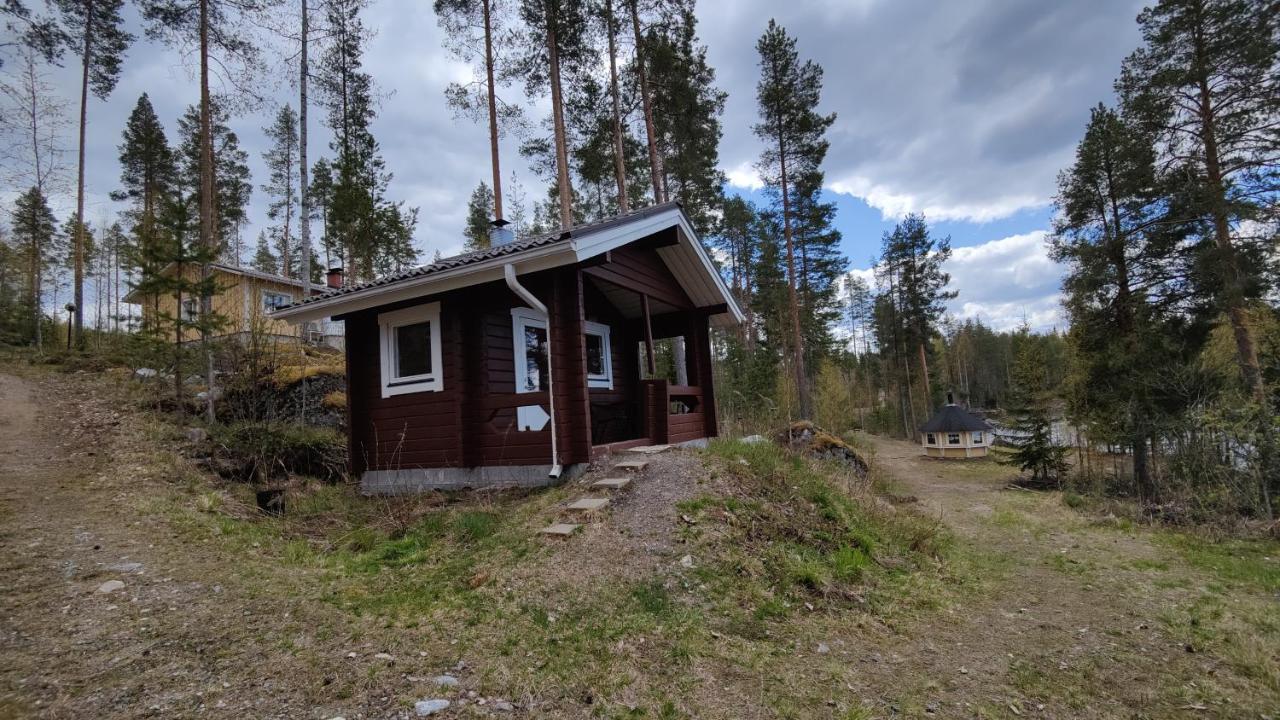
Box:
[855,436,1276,718]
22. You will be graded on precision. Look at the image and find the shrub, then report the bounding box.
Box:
[212,421,346,483]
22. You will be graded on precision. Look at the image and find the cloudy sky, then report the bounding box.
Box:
[7,0,1147,331]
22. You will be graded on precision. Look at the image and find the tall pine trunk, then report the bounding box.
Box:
[73,0,94,349]
[546,13,573,230]
[299,0,310,291]
[198,0,216,422]
[482,0,503,220]
[604,0,628,213]
[775,115,809,419]
[628,0,663,204]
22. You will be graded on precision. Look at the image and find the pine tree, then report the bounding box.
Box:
[877,213,955,413]
[113,94,177,278]
[262,104,299,277]
[250,230,278,274]
[54,0,132,347]
[513,0,589,229]
[1119,0,1279,407]
[10,186,57,347]
[626,0,662,204]
[434,0,517,221]
[176,101,251,263]
[316,0,418,282]
[308,157,334,269]
[1003,335,1070,486]
[646,0,726,235]
[1052,103,1194,499]
[465,182,495,251]
[754,19,836,420]
[843,274,873,355]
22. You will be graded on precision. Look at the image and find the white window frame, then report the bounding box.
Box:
[972,431,984,445]
[180,297,198,322]
[262,290,293,312]
[947,432,961,445]
[583,320,613,389]
[511,307,548,394]
[379,302,443,398]
[925,433,937,446]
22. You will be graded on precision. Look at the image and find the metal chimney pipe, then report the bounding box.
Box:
[489,218,515,247]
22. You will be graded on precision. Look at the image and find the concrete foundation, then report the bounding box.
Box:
[361,463,587,495]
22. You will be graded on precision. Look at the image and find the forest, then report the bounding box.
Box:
[0,0,1276,526]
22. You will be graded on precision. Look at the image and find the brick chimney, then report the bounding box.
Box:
[325,267,344,289]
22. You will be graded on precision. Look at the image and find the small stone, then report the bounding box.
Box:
[106,562,143,573]
[817,642,830,654]
[433,675,459,687]
[679,555,694,568]
[414,699,450,716]
[374,652,394,661]
[346,652,357,659]
[185,427,209,443]
[493,700,515,712]
[134,368,158,379]
[96,580,125,594]
[741,434,766,444]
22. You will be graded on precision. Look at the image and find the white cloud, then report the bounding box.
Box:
[847,229,1066,333]
[725,161,764,191]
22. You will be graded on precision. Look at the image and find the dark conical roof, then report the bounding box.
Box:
[920,404,993,433]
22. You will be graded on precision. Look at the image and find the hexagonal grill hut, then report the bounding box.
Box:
[920,397,994,459]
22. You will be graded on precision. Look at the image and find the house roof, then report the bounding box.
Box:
[122,262,327,304]
[920,404,994,433]
[270,202,745,326]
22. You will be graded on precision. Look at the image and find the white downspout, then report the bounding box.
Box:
[504,264,562,478]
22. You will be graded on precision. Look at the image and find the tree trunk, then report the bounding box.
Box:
[73,0,94,349]
[198,0,216,422]
[604,0,628,213]
[1194,27,1264,406]
[299,0,310,292]
[482,0,503,220]
[775,118,809,419]
[628,0,664,204]
[917,341,931,406]
[1132,431,1152,501]
[546,14,573,230]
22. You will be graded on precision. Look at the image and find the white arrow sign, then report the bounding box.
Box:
[516,405,551,432]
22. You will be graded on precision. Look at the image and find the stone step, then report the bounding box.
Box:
[613,459,649,472]
[626,444,671,455]
[539,523,582,537]
[565,497,610,513]
[591,477,631,491]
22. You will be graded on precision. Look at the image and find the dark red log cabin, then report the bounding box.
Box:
[272,203,743,493]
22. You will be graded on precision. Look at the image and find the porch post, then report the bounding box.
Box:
[640,292,656,376]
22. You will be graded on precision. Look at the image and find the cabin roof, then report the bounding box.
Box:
[920,404,994,433]
[270,202,745,326]
[122,262,327,304]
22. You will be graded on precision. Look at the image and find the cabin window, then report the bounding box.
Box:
[947,432,961,445]
[181,298,198,322]
[378,302,443,397]
[512,307,549,393]
[972,431,983,445]
[584,321,613,389]
[926,433,937,445]
[262,290,293,312]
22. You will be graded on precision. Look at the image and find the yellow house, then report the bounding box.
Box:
[124,263,335,344]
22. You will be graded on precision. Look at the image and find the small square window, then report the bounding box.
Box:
[379,302,442,397]
[584,320,613,389]
[948,433,961,445]
[180,298,198,322]
[972,431,983,445]
[926,433,937,445]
